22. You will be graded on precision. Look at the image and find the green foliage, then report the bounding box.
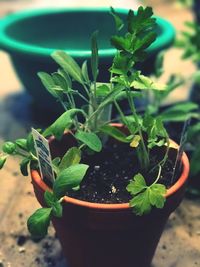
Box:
[44,191,63,218]
[127,173,166,215]
[43,109,84,140]
[159,102,199,122]
[59,147,81,171]
[27,208,52,238]
[53,164,89,199]
[0,155,7,169]
[75,131,102,152]
[20,158,31,176]
[176,21,200,63]
[91,31,99,81]
[2,142,16,154]
[52,51,84,84]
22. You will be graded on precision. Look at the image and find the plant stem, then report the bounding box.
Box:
[125,88,150,170]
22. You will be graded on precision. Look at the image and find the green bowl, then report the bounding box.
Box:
[0,8,175,114]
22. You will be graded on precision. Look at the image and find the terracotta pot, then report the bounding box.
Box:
[31,124,189,267]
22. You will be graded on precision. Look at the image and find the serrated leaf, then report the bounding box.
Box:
[128,173,167,215]
[43,109,83,140]
[130,135,141,148]
[127,7,156,35]
[127,173,147,195]
[20,157,30,176]
[131,74,167,91]
[27,208,52,238]
[75,131,102,152]
[53,164,89,199]
[52,51,83,84]
[91,31,99,81]
[130,189,151,216]
[59,147,81,171]
[100,125,129,143]
[149,184,166,208]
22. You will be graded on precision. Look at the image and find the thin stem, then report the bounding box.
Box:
[152,164,162,185]
[125,88,150,170]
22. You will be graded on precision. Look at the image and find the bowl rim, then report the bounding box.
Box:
[0,7,175,58]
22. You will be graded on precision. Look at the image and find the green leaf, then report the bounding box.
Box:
[130,189,152,216]
[27,208,52,238]
[110,7,124,31]
[43,109,83,140]
[53,164,89,199]
[52,51,83,84]
[96,84,110,97]
[148,184,166,208]
[100,125,128,143]
[130,135,141,148]
[110,52,133,75]
[0,155,7,169]
[15,139,27,150]
[91,31,99,81]
[58,68,72,88]
[127,173,146,195]
[75,131,102,152]
[98,85,124,110]
[127,7,156,35]
[82,61,90,83]
[160,102,199,122]
[59,147,81,171]
[52,202,63,218]
[52,72,68,92]
[155,51,165,78]
[44,191,63,218]
[44,191,58,206]
[20,157,30,176]
[131,74,167,91]
[26,133,35,154]
[2,142,16,154]
[38,72,58,98]
[127,173,167,215]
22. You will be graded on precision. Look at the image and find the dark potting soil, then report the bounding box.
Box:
[67,141,182,204]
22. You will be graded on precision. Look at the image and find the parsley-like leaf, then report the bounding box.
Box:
[127,173,167,215]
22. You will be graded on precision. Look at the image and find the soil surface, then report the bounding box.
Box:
[68,141,180,203]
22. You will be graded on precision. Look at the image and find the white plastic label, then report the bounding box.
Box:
[32,128,55,183]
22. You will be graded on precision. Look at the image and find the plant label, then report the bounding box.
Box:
[32,128,55,183]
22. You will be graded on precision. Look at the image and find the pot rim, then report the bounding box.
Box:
[31,124,189,210]
[0,8,175,58]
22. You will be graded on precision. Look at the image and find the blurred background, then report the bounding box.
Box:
[0,1,200,267]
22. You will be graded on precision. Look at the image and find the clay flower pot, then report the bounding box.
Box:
[31,125,189,267]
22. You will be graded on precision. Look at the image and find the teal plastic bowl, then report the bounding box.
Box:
[0,8,175,113]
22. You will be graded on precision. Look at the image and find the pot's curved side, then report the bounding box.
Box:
[31,130,189,267]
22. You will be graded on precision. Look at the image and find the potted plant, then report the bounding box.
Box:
[0,6,189,267]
